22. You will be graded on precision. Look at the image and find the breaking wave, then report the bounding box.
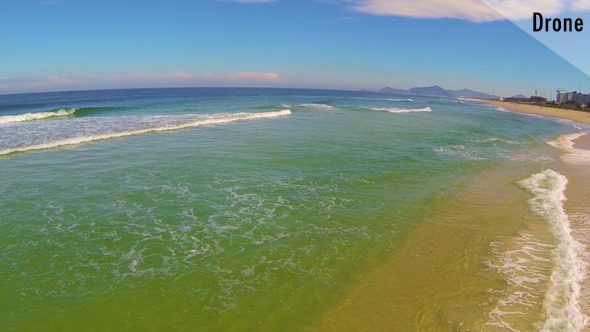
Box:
[383,98,413,102]
[298,103,337,110]
[546,132,590,165]
[518,169,587,331]
[368,106,432,113]
[0,110,291,156]
[0,108,77,123]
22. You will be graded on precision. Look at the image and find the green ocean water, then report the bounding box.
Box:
[0,88,576,330]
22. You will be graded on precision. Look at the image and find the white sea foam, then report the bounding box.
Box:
[0,108,77,124]
[518,169,587,331]
[369,106,432,113]
[546,132,590,165]
[480,137,519,145]
[0,110,291,155]
[508,153,553,164]
[493,106,548,119]
[382,98,413,102]
[486,233,554,330]
[433,145,486,161]
[522,113,546,119]
[299,103,336,110]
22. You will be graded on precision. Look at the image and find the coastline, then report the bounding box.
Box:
[313,104,590,330]
[469,99,590,126]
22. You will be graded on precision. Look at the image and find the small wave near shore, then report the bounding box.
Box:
[0,110,291,156]
[368,106,432,113]
[518,169,587,331]
[0,108,77,124]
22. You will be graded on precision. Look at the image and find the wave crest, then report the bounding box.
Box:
[299,103,336,110]
[369,106,431,113]
[0,108,77,124]
[546,132,590,164]
[0,110,291,156]
[518,169,587,331]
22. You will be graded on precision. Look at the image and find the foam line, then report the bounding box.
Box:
[546,132,590,164]
[0,108,77,124]
[299,103,336,110]
[518,169,587,331]
[0,110,291,155]
[369,106,431,113]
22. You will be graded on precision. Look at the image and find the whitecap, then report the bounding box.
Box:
[299,103,336,110]
[0,110,291,156]
[369,106,432,113]
[0,108,77,124]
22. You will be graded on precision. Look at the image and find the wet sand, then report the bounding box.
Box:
[573,134,590,151]
[311,152,560,331]
[312,129,590,330]
[472,99,590,126]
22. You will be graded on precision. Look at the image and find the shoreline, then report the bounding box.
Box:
[469,99,590,126]
[313,104,590,329]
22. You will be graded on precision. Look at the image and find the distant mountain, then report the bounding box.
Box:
[409,85,453,97]
[373,85,499,99]
[377,87,407,94]
[451,88,500,99]
[511,94,527,99]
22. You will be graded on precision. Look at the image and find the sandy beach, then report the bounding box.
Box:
[473,99,590,126]
[474,99,590,151]
[314,99,590,331]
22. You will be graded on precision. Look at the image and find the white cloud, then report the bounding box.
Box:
[346,0,501,22]
[483,0,564,20]
[0,76,73,91]
[344,0,587,22]
[88,72,193,81]
[220,0,276,3]
[48,76,73,84]
[571,0,590,10]
[202,72,281,82]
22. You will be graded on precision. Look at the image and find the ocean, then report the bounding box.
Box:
[0,87,588,330]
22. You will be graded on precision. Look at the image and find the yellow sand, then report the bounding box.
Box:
[475,99,590,126]
[311,161,556,331]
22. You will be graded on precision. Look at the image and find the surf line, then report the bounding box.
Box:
[0,108,77,124]
[0,110,291,156]
[518,169,587,331]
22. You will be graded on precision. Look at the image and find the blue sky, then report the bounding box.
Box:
[0,0,589,97]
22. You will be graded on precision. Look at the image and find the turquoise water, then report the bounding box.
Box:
[0,88,573,330]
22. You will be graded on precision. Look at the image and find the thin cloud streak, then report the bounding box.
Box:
[483,0,564,20]
[571,0,590,10]
[344,0,589,22]
[88,72,193,81]
[202,72,281,82]
[0,76,73,91]
[219,0,276,3]
[347,0,501,22]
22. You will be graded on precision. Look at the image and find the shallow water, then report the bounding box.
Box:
[0,88,584,330]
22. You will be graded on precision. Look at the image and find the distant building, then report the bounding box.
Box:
[556,90,566,103]
[573,92,590,105]
[530,96,547,103]
[556,90,590,106]
[503,96,529,102]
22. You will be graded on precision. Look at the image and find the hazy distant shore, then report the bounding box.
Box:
[469,98,590,126]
